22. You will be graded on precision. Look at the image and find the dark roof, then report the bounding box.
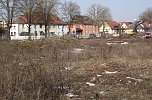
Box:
[72,15,97,25]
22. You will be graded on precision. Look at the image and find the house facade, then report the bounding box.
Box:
[100,21,121,36]
[10,14,68,40]
[49,24,68,36]
[70,15,99,38]
[10,23,46,40]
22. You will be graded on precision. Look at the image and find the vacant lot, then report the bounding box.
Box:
[0,38,152,100]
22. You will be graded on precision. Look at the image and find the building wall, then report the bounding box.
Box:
[10,24,46,40]
[10,23,69,40]
[70,24,99,38]
[48,25,68,37]
[100,23,113,34]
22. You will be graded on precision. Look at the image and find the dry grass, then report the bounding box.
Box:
[1,38,152,99]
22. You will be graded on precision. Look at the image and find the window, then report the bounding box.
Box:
[20,32,29,36]
[14,32,16,36]
[40,31,45,35]
[35,31,37,36]
[14,26,16,30]
[22,24,24,29]
[40,24,42,28]
[11,32,13,36]
[10,32,17,36]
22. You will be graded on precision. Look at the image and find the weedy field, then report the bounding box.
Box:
[0,37,152,100]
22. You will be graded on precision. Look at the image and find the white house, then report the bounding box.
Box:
[49,24,68,36]
[10,23,46,40]
[100,21,120,36]
[10,14,69,40]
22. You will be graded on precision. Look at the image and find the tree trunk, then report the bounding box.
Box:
[45,24,47,38]
[28,13,32,40]
[6,25,11,40]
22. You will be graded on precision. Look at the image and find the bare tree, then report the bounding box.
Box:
[139,7,152,23]
[87,4,112,36]
[36,0,59,38]
[19,0,39,40]
[60,1,80,35]
[0,0,19,40]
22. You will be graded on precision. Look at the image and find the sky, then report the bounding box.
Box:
[60,0,152,22]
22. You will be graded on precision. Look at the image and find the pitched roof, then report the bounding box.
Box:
[142,22,152,28]
[72,15,97,25]
[121,22,132,27]
[13,12,64,25]
[107,21,120,30]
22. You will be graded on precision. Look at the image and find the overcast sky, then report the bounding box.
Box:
[60,0,152,22]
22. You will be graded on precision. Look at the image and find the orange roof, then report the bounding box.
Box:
[142,22,152,28]
[13,12,64,25]
[107,21,120,30]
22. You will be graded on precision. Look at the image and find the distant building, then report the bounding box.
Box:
[10,13,68,40]
[100,21,121,36]
[70,15,99,38]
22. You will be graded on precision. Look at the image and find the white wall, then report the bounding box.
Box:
[10,24,45,40]
[10,23,69,40]
[55,25,68,36]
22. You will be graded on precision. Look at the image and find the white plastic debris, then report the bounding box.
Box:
[66,93,78,98]
[97,74,102,77]
[105,71,117,74]
[65,67,72,70]
[99,91,105,95]
[71,48,84,53]
[86,82,95,86]
[121,42,129,45]
[106,43,117,45]
[126,77,143,82]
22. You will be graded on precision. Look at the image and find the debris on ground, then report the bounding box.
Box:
[65,93,78,98]
[86,82,95,86]
[126,77,144,82]
[105,70,118,74]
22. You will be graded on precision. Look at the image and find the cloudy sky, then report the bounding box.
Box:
[60,0,152,21]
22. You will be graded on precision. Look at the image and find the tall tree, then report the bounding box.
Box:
[36,0,59,38]
[139,7,152,23]
[87,4,112,36]
[0,0,19,40]
[19,0,39,40]
[60,1,80,34]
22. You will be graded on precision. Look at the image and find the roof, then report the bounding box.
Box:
[13,12,64,25]
[72,15,97,25]
[120,22,132,27]
[0,24,4,28]
[142,22,152,28]
[107,21,121,30]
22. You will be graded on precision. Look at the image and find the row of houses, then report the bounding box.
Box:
[101,21,152,36]
[0,14,152,40]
